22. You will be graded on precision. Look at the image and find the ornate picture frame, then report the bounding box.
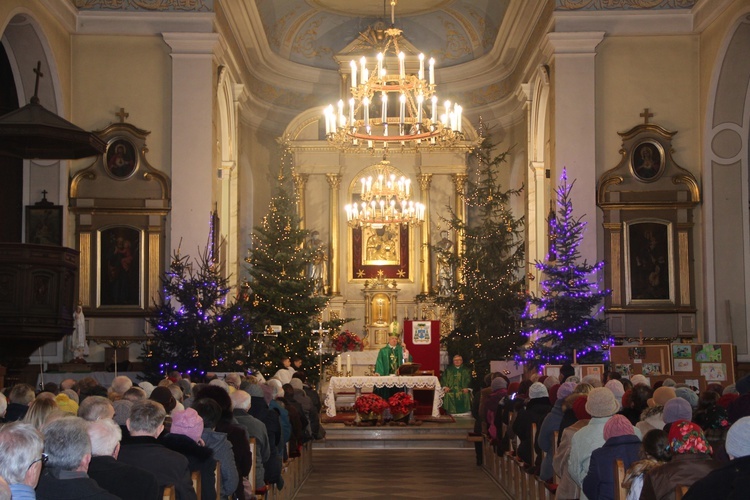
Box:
[624,219,674,304]
[25,204,62,246]
[104,137,138,180]
[630,139,665,182]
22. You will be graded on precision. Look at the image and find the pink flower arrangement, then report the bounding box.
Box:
[354,393,389,415]
[388,392,416,416]
[332,330,364,352]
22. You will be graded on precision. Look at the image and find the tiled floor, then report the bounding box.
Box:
[295,448,510,499]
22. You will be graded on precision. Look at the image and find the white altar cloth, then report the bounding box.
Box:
[325,375,443,418]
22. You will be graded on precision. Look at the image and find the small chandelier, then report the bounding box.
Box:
[344,159,425,228]
[325,0,463,151]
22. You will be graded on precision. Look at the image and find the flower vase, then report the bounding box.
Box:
[391,412,410,424]
[357,411,381,425]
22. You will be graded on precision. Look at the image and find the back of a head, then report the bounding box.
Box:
[110,375,133,396]
[582,374,603,388]
[77,376,101,397]
[225,373,241,389]
[23,397,59,430]
[87,418,122,457]
[128,399,166,435]
[0,393,6,417]
[167,384,184,403]
[43,417,91,471]
[112,399,133,426]
[9,384,34,405]
[292,371,308,383]
[122,386,147,402]
[194,384,232,416]
[208,378,231,393]
[230,390,252,411]
[630,384,653,411]
[43,382,59,395]
[641,428,671,462]
[149,386,177,414]
[0,422,44,484]
[78,395,114,421]
[560,364,575,382]
[726,416,750,459]
[192,398,222,430]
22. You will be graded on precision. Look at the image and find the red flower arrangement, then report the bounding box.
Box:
[388,392,416,416]
[331,330,364,352]
[354,393,389,415]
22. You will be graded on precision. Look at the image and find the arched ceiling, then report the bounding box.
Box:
[255,0,510,70]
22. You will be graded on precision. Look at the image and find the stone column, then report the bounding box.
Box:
[163,33,219,259]
[326,174,341,295]
[293,173,309,230]
[452,173,467,286]
[543,31,604,265]
[417,173,432,294]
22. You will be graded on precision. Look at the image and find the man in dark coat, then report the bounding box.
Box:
[118,400,196,500]
[684,416,750,500]
[86,418,160,500]
[35,417,119,500]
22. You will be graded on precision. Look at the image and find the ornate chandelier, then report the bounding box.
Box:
[344,159,425,228]
[324,0,463,151]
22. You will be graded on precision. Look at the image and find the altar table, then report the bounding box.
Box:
[324,375,444,418]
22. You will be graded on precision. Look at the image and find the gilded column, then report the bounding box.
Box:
[293,173,308,230]
[326,174,341,295]
[453,173,468,285]
[417,173,433,294]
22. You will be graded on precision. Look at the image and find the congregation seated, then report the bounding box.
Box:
[86,417,160,500]
[622,429,671,500]
[118,399,196,500]
[230,389,275,490]
[35,417,119,500]
[582,415,642,500]
[538,381,577,481]
[0,422,45,499]
[553,393,591,499]
[293,372,325,439]
[513,382,552,469]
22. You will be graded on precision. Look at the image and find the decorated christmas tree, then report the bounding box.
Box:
[240,145,335,385]
[141,243,251,381]
[423,122,526,381]
[517,168,612,366]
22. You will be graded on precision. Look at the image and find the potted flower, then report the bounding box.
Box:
[387,392,416,422]
[331,330,364,352]
[353,393,389,424]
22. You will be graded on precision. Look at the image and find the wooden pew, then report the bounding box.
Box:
[613,459,627,500]
[675,485,689,500]
[215,461,221,500]
[190,470,201,500]
[162,485,175,500]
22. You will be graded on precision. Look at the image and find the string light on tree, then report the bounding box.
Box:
[517,168,612,366]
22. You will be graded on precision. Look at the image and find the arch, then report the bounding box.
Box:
[215,66,244,293]
[703,11,750,360]
[525,64,551,294]
[1,10,67,241]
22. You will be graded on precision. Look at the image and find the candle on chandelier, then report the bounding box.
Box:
[429,58,435,85]
[418,53,425,80]
[350,60,357,88]
[398,52,405,79]
[377,52,383,77]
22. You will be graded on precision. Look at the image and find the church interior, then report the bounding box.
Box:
[2,1,750,498]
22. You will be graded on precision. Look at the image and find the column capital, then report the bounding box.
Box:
[417,173,432,191]
[452,173,468,191]
[542,31,605,57]
[162,32,219,55]
[325,173,342,189]
[293,172,309,188]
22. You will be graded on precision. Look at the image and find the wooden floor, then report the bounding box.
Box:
[294,448,511,499]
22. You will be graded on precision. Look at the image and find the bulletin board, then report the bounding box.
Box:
[609,345,672,380]
[668,343,735,389]
[544,364,605,382]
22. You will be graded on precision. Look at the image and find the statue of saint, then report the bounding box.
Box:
[436,231,454,296]
[71,304,89,361]
[307,231,328,295]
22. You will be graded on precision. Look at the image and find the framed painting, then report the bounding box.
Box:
[98,226,142,307]
[25,205,62,246]
[351,223,410,280]
[105,138,138,179]
[630,139,665,182]
[624,220,674,303]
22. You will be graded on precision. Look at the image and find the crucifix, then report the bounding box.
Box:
[312,320,331,381]
[31,61,43,104]
[116,107,129,123]
[640,108,654,124]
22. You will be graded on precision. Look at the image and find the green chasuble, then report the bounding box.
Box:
[373,344,411,399]
[441,364,472,414]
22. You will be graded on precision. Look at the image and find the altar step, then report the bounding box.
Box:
[315,417,475,449]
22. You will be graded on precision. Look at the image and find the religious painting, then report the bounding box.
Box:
[105,138,138,179]
[351,224,409,280]
[98,226,142,307]
[25,205,62,246]
[630,139,664,182]
[625,220,673,303]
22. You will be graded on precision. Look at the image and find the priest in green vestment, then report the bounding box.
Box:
[441,354,473,415]
[373,329,411,399]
